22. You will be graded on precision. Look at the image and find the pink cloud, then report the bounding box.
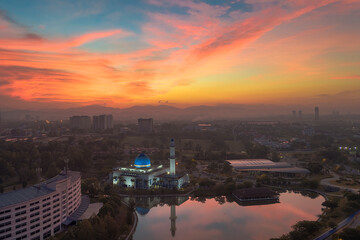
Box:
[0,0,359,108]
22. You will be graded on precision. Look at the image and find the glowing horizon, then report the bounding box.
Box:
[0,0,359,110]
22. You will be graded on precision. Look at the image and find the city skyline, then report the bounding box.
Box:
[0,0,359,111]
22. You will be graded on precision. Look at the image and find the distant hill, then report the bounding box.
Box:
[0,104,301,122]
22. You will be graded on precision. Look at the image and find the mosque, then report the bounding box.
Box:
[110,139,189,189]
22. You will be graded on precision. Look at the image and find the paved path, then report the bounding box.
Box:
[319,172,360,194]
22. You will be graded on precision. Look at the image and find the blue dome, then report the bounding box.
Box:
[134,153,151,168]
[136,207,150,215]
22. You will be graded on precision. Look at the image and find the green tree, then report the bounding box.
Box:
[322,200,339,210]
[271,152,280,162]
[76,219,95,240]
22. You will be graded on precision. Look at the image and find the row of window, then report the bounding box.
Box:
[43,230,51,239]
[43,224,51,230]
[43,218,51,224]
[0,215,10,222]
[30,229,39,236]
[30,201,39,206]
[0,227,11,234]
[30,217,39,224]
[15,222,26,229]
[30,223,39,230]
[15,228,26,235]
[0,233,11,240]
[0,210,10,216]
[30,212,39,218]
[15,217,26,223]
[16,234,27,240]
[15,211,26,217]
[43,207,51,213]
[30,206,39,212]
[0,221,10,228]
[12,191,59,211]
[43,202,50,208]
[14,206,26,211]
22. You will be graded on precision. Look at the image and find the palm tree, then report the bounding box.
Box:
[119,177,125,187]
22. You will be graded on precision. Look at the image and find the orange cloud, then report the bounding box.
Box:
[0,0,359,109]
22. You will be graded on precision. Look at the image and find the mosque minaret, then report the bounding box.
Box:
[170,138,176,176]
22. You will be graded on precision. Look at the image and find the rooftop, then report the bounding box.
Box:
[0,170,80,209]
[247,167,310,174]
[0,185,54,209]
[227,159,290,169]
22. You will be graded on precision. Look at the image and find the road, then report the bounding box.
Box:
[347,211,360,229]
[314,210,360,240]
[319,172,360,194]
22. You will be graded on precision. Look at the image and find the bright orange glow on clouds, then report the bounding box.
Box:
[0,0,359,110]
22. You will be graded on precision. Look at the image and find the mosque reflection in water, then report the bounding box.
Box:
[122,196,188,237]
[123,191,324,240]
[122,194,281,238]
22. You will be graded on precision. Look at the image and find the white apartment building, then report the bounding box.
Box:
[0,171,82,240]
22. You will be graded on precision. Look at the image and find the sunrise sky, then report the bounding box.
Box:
[0,0,359,110]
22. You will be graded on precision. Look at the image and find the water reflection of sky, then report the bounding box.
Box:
[133,191,324,240]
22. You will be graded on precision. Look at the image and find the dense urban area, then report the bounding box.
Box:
[1,110,360,240]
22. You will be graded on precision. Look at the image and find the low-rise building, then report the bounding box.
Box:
[227,159,310,178]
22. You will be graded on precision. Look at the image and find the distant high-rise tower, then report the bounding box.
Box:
[170,138,176,176]
[93,114,113,130]
[69,116,91,129]
[315,106,319,121]
[298,110,302,119]
[170,205,177,237]
[138,118,153,134]
[292,110,296,119]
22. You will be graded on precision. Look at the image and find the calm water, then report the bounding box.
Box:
[131,191,325,240]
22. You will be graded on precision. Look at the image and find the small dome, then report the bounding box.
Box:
[134,153,151,168]
[136,207,150,215]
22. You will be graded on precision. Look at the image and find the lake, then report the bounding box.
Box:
[130,191,325,240]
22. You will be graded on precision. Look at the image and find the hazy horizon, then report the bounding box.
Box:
[0,103,358,122]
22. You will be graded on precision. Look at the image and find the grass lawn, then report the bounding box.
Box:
[329,180,360,189]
